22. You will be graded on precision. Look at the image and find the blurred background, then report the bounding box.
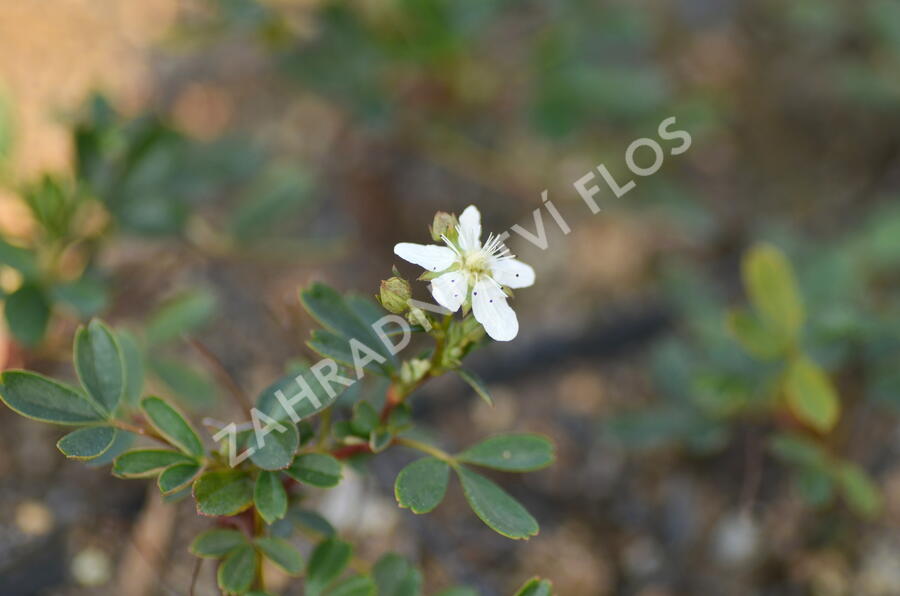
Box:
[1,0,899,594]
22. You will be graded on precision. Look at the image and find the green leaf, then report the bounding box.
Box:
[217,544,258,595]
[113,449,195,478]
[394,457,449,515]
[327,574,377,596]
[86,428,136,467]
[373,554,422,596]
[308,330,391,377]
[287,453,342,488]
[456,466,539,540]
[52,276,108,316]
[434,588,478,596]
[194,470,254,517]
[190,529,248,558]
[306,538,352,596]
[117,329,144,405]
[230,167,311,243]
[458,434,555,472]
[288,509,335,537]
[145,290,217,346]
[255,536,303,575]
[456,369,493,406]
[769,433,829,469]
[255,367,342,423]
[300,283,395,366]
[742,244,804,339]
[249,422,300,471]
[796,467,834,507]
[351,401,379,436]
[0,370,105,424]
[255,471,288,524]
[57,426,117,460]
[726,308,785,359]
[75,320,125,413]
[369,429,393,453]
[148,357,216,409]
[836,462,882,518]
[0,239,38,278]
[784,357,840,433]
[5,283,50,347]
[158,462,202,495]
[515,577,554,596]
[140,396,204,456]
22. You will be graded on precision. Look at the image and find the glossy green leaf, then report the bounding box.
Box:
[255,536,303,575]
[113,449,195,478]
[217,544,258,595]
[836,462,882,518]
[5,283,50,347]
[57,426,117,460]
[255,471,288,524]
[515,577,554,596]
[159,462,202,495]
[784,357,840,433]
[456,466,539,540]
[140,396,204,456]
[458,434,555,472]
[727,308,785,359]
[287,453,342,488]
[0,370,105,424]
[75,320,125,413]
[327,574,377,596]
[742,244,804,339]
[395,457,449,514]
[190,529,248,558]
[373,554,422,596]
[146,290,216,346]
[306,538,352,596]
[456,369,493,406]
[249,422,299,471]
[194,470,255,517]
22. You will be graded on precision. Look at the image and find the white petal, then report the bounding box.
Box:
[430,271,468,312]
[471,278,519,342]
[490,258,535,289]
[458,205,482,251]
[394,243,457,273]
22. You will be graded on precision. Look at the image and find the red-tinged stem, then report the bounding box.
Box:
[331,444,375,459]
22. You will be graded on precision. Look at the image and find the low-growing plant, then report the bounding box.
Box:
[0,206,555,595]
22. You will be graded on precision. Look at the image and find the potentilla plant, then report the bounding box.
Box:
[0,206,555,596]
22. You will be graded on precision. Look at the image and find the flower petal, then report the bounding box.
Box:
[458,205,482,252]
[394,243,457,273]
[430,271,468,312]
[490,258,535,289]
[471,278,519,342]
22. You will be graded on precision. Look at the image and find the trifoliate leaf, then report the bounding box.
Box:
[394,457,449,514]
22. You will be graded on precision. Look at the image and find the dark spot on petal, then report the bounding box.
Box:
[489,299,494,303]
[516,273,520,277]
[474,292,478,296]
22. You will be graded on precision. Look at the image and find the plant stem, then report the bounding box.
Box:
[394,436,457,466]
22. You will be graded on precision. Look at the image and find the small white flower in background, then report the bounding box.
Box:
[394,205,535,341]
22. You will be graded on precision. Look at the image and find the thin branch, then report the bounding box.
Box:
[186,337,254,413]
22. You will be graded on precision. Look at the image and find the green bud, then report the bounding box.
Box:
[379,277,411,314]
[401,358,432,385]
[430,211,458,242]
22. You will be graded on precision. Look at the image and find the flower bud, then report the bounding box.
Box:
[379,276,411,314]
[430,211,458,242]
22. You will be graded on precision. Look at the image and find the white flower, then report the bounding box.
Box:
[394,205,535,342]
